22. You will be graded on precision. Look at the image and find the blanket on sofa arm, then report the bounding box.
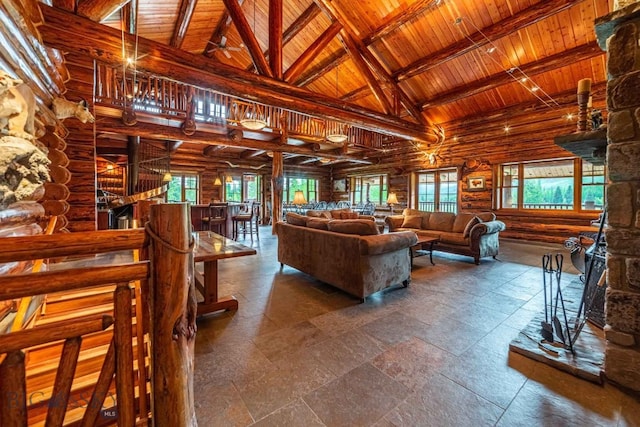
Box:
[385,209,506,264]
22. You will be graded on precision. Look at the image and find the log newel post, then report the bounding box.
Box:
[148,203,197,426]
[271,151,284,234]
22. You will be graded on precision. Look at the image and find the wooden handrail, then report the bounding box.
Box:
[0,314,113,354]
[0,229,146,263]
[0,262,149,300]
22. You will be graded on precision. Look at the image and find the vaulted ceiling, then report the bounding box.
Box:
[49,0,610,167]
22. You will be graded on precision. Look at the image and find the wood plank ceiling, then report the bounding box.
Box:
[59,0,610,166]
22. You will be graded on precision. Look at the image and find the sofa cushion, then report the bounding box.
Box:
[306,210,323,218]
[452,213,477,233]
[429,212,456,232]
[306,217,330,230]
[477,212,496,222]
[328,219,379,236]
[360,231,418,255]
[401,215,422,229]
[339,211,359,219]
[286,212,307,226]
[439,232,470,246]
[421,213,431,229]
[329,208,351,218]
[415,230,441,240]
[320,211,332,219]
[463,216,481,238]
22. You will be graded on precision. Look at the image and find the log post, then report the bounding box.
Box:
[147,203,197,426]
[0,351,27,427]
[271,152,284,234]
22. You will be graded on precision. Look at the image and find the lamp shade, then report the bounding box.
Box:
[326,133,348,143]
[213,177,222,186]
[226,175,233,183]
[386,193,399,205]
[292,190,307,205]
[162,172,172,182]
[240,118,267,130]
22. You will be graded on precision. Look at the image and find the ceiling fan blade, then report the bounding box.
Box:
[220,35,227,46]
[223,50,232,59]
[226,46,242,52]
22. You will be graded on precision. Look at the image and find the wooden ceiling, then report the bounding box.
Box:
[49,0,610,166]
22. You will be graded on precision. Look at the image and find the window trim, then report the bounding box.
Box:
[349,174,388,206]
[166,172,200,204]
[414,168,459,213]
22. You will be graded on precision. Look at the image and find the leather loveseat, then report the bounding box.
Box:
[385,209,506,264]
[277,213,417,301]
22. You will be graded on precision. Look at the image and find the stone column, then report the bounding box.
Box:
[595,4,640,391]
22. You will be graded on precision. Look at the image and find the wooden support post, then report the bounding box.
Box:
[148,203,197,426]
[0,351,27,427]
[271,152,284,234]
[269,0,283,79]
[127,136,140,196]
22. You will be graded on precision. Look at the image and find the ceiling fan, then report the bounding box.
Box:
[206,36,244,59]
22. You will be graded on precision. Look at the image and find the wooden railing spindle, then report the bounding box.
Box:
[114,282,135,426]
[80,340,116,427]
[0,351,27,427]
[45,337,82,427]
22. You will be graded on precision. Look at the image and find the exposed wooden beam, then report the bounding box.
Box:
[52,0,75,11]
[203,145,227,156]
[203,0,245,57]
[221,0,273,77]
[363,0,438,45]
[420,42,602,110]
[295,0,438,87]
[166,140,184,152]
[121,1,135,34]
[283,21,342,83]
[239,149,266,158]
[342,83,391,102]
[269,0,283,79]
[170,0,198,48]
[77,0,130,22]
[338,30,392,115]
[40,5,436,142]
[393,0,584,81]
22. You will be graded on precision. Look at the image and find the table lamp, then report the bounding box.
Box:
[292,190,307,213]
[387,193,399,215]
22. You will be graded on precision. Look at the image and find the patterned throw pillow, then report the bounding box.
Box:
[401,215,422,229]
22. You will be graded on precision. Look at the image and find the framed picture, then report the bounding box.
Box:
[333,178,347,192]
[467,176,485,191]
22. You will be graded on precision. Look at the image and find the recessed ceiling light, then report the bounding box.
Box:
[487,47,496,54]
[453,136,458,142]
[521,77,528,83]
[504,126,510,133]
[566,113,574,120]
[531,86,539,92]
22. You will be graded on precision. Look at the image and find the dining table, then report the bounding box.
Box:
[193,231,256,315]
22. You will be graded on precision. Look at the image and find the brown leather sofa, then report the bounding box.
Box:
[385,209,506,264]
[277,213,417,301]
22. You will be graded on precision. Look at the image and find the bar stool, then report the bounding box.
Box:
[202,203,228,236]
[232,201,259,241]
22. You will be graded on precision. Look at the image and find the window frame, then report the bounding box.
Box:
[166,172,200,204]
[414,168,459,213]
[224,173,261,202]
[283,176,318,203]
[495,158,605,212]
[350,174,388,206]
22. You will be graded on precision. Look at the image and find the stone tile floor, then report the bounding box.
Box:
[194,228,640,426]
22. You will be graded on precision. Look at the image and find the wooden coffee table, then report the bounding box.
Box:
[411,236,439,267]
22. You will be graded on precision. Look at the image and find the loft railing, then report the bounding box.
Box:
[94,63,390,149]
[417,201,458,213]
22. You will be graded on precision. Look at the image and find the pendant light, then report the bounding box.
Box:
[326,67,348,143]
[239,0,267,131]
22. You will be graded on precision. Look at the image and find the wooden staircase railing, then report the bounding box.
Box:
[0,204,196,426]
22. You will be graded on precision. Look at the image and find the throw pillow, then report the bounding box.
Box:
[306,218,330,230]
[452,213,477,233]
[320,211,332,219]
[402,208,423,217]
[477,212,496,222]
[286,212,307,226]
[306,210,322,217]
[327,219,379,236]
[401,215,422,229]
[329,208,351,218]
[463,216,481,238]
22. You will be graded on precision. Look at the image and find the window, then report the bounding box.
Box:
[416,169,458,213]
[284,176,318,203]
[225,174,260,202]
[496,158,605,211]
[351,175,388,205]
[167,173,199,203]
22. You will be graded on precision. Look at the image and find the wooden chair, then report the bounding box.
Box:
[201,203,228,236]
[232,201,259,241]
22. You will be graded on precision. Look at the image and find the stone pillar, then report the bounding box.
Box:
[595,4,640,391]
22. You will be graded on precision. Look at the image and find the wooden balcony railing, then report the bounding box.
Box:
[94,63,392,149]
[0,204,196,426]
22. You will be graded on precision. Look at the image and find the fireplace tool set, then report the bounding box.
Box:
[541,253,575,354]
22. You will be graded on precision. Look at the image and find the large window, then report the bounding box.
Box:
[351,175,388,205]
[167,173,199,203]
[225,174,260,202]
[284,176,318,203]
[497,159,605,211]
[416,169,458,213]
